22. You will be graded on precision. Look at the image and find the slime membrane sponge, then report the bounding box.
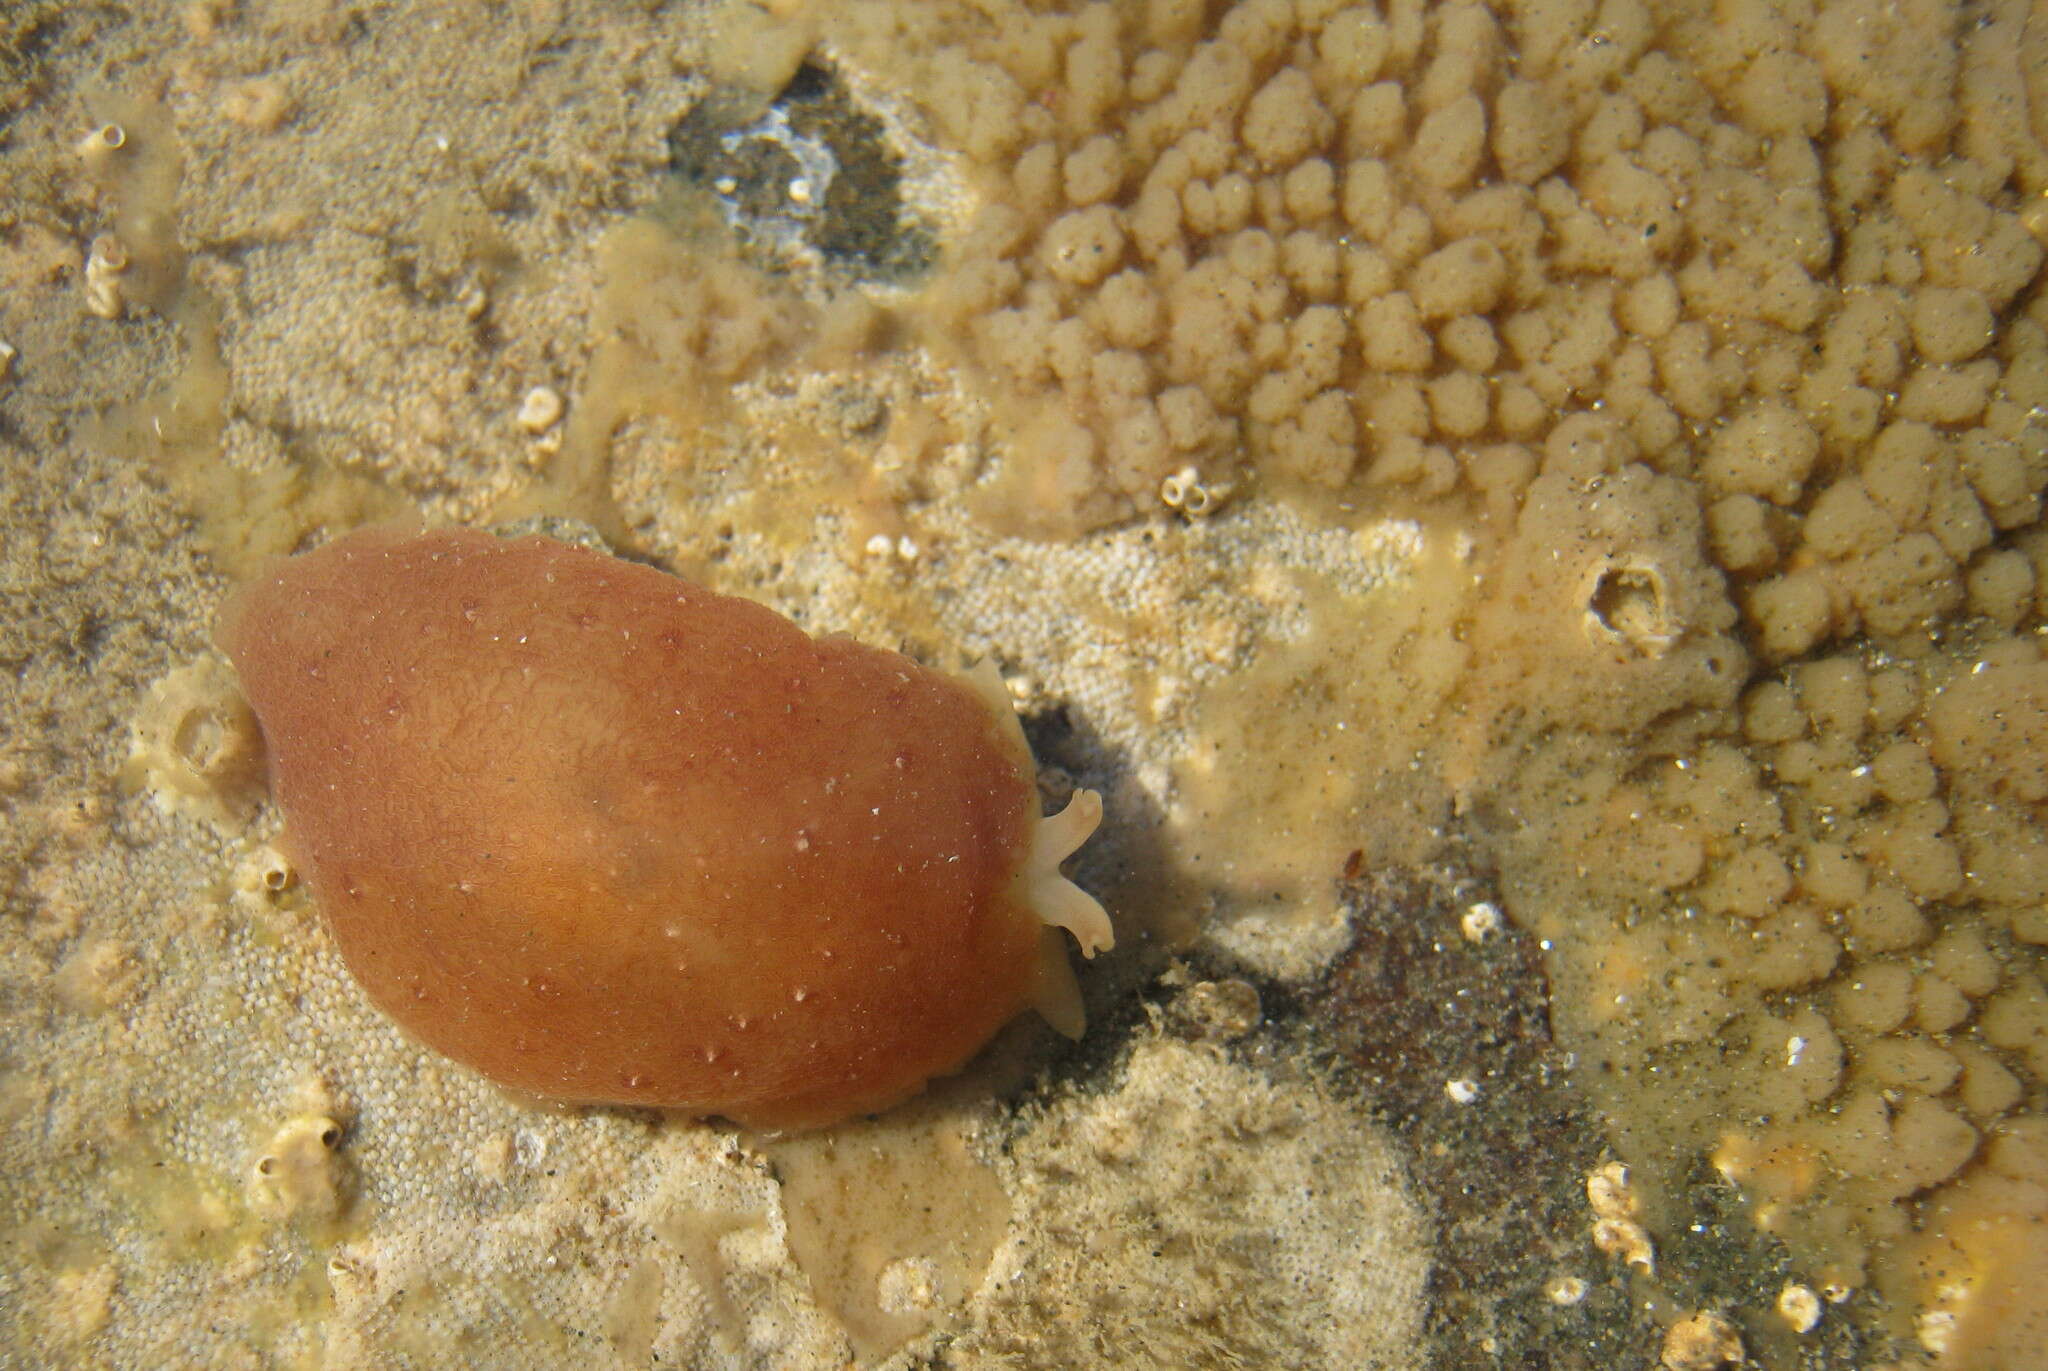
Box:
[216,525,1110,1129]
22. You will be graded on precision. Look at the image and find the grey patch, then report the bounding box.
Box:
[667,59,934,283]
[1306,858,1878,1371]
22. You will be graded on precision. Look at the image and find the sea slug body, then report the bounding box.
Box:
[215,524,1111,1129]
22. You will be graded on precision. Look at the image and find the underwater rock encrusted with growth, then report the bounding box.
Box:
[6,0,2048,1364]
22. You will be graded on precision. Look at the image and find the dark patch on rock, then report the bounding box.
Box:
[1306,860,1657,1370]
[667,58,933,284]
[1294,854,1876,1370]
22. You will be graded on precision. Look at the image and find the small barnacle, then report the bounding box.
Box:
[517,385,565,434]
[326,1245,374,1291]
[1189,481,1232,517]
[856,530,922,569]
[1160,465,1233,518]
[248,1114,348,1222]
[1917,1299,1961,1356]
[1592,1217,1655,1272]
[74,123,127,170]
[1585,1160,1638,1219]
[1460,900,1503,942]
[1545,1273,1589,1305]
[1776,1282,1822,1333]
[1581,556,1677,658]
[83,234,131,319]
[1660,1312,1743,1370]
[256,849,294,893]
[123,657,266,829]
[230,844,300,924]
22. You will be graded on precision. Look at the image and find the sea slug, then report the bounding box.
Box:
[215,524,1111,1129]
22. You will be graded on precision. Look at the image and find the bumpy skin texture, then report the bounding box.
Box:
[216,525,1053,1129]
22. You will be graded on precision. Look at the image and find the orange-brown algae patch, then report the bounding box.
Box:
[214,525,1109,1130]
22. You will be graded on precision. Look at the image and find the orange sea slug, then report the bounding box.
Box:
[216,525,1112,1130]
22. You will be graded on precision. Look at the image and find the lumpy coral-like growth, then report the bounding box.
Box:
[215,525,1109,1130]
